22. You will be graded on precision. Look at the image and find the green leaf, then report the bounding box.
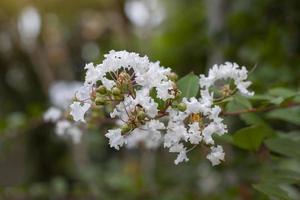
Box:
[233,124,274,151]
[177,73,199,98]
[270,96,285,105]
[253,183,292,200]
[249,94,272,101]
[150,88,165,110]
[266,107,300,126]
[269,87,299,99]
[240,113,265,125]
[226,95,252,112]
[265,137,300,159]
[234,94,252,109]
[262,169,300,184]
[268,88,300,105]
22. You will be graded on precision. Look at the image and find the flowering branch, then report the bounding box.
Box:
[44,50,259,166]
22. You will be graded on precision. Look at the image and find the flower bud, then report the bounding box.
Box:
[137,110,146,120]
[97,85,107,94]
[112,87,121,96]
[177,102,187,112]
[95,96,106,105]
[175,90,182,99]
[121,124,131,134]
[221,84,231,97]
[167,72,178,81]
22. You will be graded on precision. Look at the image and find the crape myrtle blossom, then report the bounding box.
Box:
[49,81,82,109]
[56,120,82,144]
[206,145,225,166]
[199,62,254,98]
[163,97,227,164]
[67,50,254,166]
[44,107,62,122]
[44,81,83,143]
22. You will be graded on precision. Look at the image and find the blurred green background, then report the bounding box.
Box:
[1,0,300,199]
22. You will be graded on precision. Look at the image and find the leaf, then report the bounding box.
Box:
[268,88,299,99]
[232,124,274,151]
[253,183,292,200]
[234,94,252,109]
[270,96,285,105]
[262,169,300,184]
[248,94,272,101]
[266,107,300,126]
[240,113,265,125]
[265,137,300,159]
[226,95,252,112]
[268,88,300,105]
[149,88,165,110]
[177,73,199,98]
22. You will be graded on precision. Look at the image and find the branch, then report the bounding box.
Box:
[222,102,300,116]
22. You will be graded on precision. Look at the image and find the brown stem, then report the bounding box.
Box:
[222,102,300,116]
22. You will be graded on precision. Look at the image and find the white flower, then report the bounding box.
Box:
[199,62,254,97]
[135,61,167,88]
[49,81,82,109]
[67,126,82,144]
[70,101,91,122]
[175,150,189,165]
[164,122,188,148]
[183,97,205,114]
[125,120,164,149]
[169,143,189,165]
[144,120,164,148]
[206,145,225,166]
[156,80,174,100]
[100,76,115,90]
[55,120,71,136]
[187,122,202,144]
[125,128,148,148]
[202,123,217,145]
[55,120,82,143]
[75,85,92,102]
[84,63,102,85]
[135,89,158,118]
[105,129,125,150]
[43,107,62,122]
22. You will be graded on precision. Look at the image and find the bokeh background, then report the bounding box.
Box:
[1,0,300,199]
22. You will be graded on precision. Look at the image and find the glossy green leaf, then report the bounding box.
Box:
[240,113,265,125]
[253,183,291,200]
[266,107,300,126]
[269,87,299,99]
[234,94,252,109]
[233,124,274,151]
[177,73,199,98]
[150,88,165,110]
[265,137,300,158]
[262,169,300,184]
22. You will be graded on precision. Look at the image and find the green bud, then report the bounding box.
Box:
[95,96,106,105]
[114,95,123,101]
[121,124,131,134]
[172,101,179,108]
[168,72,178,81]
[175,90,182,99]
[112,87,121,96]
[177,102,187,112]
[137,110,146,120]
[97,85,107,94]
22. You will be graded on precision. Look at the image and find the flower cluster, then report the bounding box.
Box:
[44,81,83,143]
[68,50,254,165]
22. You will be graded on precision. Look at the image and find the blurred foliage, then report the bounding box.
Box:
[0,0,300,199]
